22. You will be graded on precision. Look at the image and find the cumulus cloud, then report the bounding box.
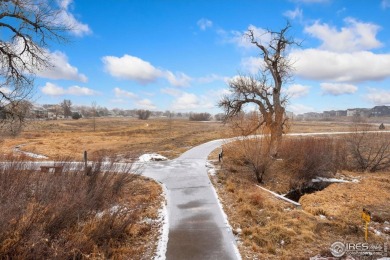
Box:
[287,103,315,115]
[381,0,390,9]
[113,87,137,99]
[285,84,310,98]
[197,74,228,84]
[283,7,303,20]
[57,0,92,36]
[37,51,88,82]
[41,82,97,96]
[366,88,390,105]
[102,54,191,87]
[241,57,264,74]
[290,49,390,83]
[162,88,214,110]
[197,18,213,30]
[220,25,270,49]
[304,18,382,52]
[320,83,358,95]
[136,99,156,110]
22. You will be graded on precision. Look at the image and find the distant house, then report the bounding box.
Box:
[347,108,370,117]
[29,106,48,119]
[370,106,390,117]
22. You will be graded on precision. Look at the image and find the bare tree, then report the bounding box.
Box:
[219,22,298,157]
[92,101,97,131]
[0,0,68,131]
[61,99,72,118]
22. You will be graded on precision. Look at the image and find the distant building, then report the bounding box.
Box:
[370,106,390,117]
[346,108,370,117]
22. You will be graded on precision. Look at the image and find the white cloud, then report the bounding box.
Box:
[102,54,191,87]
[285,84,310,98]
[320,83,358,96]
[197,18,213,30]
[366,88,390,105]
[41,82,97,96]
[287,103,315,115]
[113,87,138,99]
[221,25,270,49]
[0,87,11,94]
[290,49,390,83]
[136,99,156,110]
[161,88,182,97]
[57,0,92,37]
[164,71,191,87]
[37,51,88,82]
[172,93,201,110]
[304,18,382,52]
[381,0,390,9]
[197,74,228,84]
[241,57,264,74]
[283,7,303,20]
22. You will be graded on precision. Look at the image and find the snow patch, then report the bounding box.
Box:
[14,144,48,159]
[312,177,351,183]
[139,153,168,162]
[154,184,169,260]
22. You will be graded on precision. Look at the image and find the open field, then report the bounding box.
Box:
[0,117,229,160]
[1,117,383,161]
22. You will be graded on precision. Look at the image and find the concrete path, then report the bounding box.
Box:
[142,139,240,260]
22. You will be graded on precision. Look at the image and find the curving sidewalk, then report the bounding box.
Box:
[142,139,241,260]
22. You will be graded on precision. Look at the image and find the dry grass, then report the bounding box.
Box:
[0,157,163,259]
[210,137,390,259]
[1,117,228,160]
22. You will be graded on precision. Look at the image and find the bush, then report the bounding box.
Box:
[136,110,151,120]
[189,112,211,121]
[71,111,82,120]
[279,137,345,190]
[345,130,390,172]
[0,158,146,259]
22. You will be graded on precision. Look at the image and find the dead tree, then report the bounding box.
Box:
[0,0,68,131]
[219,22,298,157]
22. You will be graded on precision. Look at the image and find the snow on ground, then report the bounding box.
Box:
[139,153,168,162]
[311,176,360,183]
[154,184,169,260]
[13,145,48,159]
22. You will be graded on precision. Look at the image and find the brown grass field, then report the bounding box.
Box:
[0,117,365,161]
[209,134,390,259]
[0,117,229,160]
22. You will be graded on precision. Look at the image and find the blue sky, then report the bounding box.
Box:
[33,0,390,115]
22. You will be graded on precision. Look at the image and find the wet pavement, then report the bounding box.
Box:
[142,139,240,260]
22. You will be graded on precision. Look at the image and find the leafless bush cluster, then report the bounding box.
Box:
[136,109,151,120]
[279,137,345,190]
[189,112,211,121]
[233,135,272,183]
[345,130,390,172]
[0,158,145,259]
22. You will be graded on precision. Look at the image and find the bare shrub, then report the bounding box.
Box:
[279,137,344,190]
[136,109,151,120]
[189,112,211,121]
[345,128,390,172]
[0,157,149,259]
